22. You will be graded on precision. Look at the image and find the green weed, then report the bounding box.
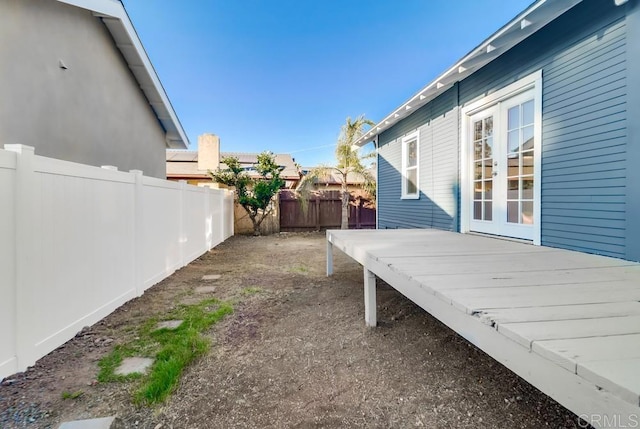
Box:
[98,298,233,405]
[241,286,263,295]
[61,391,84,400]
[289,265,309,274]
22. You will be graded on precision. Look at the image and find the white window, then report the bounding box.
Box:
[402,132,419,199]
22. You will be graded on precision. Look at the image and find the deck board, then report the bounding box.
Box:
[327,229,640,425]
[476,302,640,325]
[499,315,640,348]
[533,334,640,373]
[578,358,640,406]
[413,266,640,290]
[389,253,634,276]
[441,282,640,313]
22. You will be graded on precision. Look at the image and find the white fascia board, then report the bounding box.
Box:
[355,0,584,147]
[55,0,189,149]
[55,0,122,16]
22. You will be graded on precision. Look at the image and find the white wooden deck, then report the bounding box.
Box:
[326,229,640,428]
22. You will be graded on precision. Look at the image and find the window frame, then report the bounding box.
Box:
[460,70,542,244]
[401,131,420,199]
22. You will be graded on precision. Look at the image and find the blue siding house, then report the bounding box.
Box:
[357,0,640,262]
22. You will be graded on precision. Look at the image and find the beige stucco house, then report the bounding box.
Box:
[0,0,188,178]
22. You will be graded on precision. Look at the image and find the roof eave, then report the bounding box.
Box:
[55,0,189,149]
[355,0,584,147]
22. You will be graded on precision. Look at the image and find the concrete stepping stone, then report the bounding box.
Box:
[156,320,183,330]
[195,286,217,294]
[201,274,221,281]
[58,416,123,429]
[114,357,153,376]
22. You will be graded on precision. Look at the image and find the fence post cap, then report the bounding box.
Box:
[4,144,35,154]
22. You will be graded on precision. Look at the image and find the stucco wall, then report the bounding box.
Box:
[0,0,168,178]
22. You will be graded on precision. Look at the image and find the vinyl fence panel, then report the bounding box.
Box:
[0,145,234,379]
[183,185,209,265]
[27,154,137,365]
[0,149,17,377]
[140,176,182,290]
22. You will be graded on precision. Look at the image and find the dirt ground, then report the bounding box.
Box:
[0,232,589,429]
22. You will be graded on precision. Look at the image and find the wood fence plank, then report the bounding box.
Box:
[279,190,375,231]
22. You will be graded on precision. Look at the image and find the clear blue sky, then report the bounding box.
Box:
[123,0,533,167]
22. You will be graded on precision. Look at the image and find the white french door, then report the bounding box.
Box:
[467,88,538,241]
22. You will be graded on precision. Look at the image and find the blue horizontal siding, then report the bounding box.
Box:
[538,1,626,256]
[378,87,458,230]
[377,0,631,259]
[626,0,640,261]
[457,0,627,258]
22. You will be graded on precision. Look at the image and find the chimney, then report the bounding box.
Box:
[197,134,220,171]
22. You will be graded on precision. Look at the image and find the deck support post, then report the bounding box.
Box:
[364,268,377,327]
[326,238,333,276]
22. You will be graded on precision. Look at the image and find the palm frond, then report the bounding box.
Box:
[296,165,335,213]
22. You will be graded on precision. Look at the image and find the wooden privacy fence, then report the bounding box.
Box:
[0,145,234,380]
[279,190,376,231]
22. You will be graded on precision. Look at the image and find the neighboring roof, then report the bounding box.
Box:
[166,151,198,162]
[56,0,188,149]
[166,150,301,180]
[355,0,585,147]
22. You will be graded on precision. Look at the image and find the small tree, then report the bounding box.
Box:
[297,115,375,229]
[210,152,284,236]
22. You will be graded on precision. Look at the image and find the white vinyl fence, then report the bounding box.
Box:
[0,145,234,380]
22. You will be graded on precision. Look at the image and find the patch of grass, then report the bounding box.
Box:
[241,286,262,295]
[98,298,233,405]
[289,264,309,274]
[61,391,84,400]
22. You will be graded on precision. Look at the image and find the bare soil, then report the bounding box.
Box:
[0,232,587,429]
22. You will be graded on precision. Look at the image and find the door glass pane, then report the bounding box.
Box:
[484,180,493,200]
[474,182,482,199]
[472,115,494,223]
[508,179,519,200]
[523,100,534,126]
[522,151,534,175]
[522,201,533,224]
[508,130,520,153]
[485,117,493,137]
[507,155,519,177]
[474,121,482,141]
[471,98,535,231]
[474,201,482,220]
[504,97,536,226]
[508,106,520,130]
[474,161,483,180]
[522,125,534,150]
[484,202,492,221]
[483,159,493,178]
[522,177,534,199]
[474,140,482,160]
[507,201,519,223]
[484,137,493,158]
